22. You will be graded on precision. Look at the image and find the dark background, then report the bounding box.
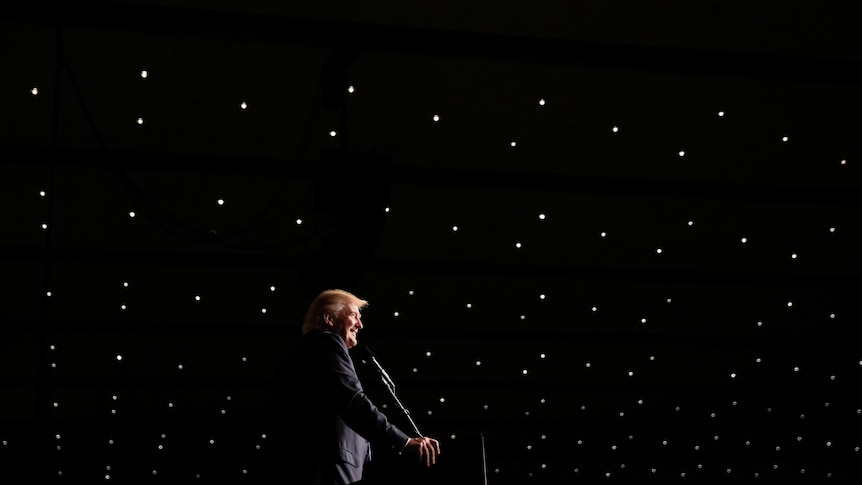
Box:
[2,0,862,482]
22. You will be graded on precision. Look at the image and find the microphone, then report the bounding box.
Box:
[362,345,422,436]
[363,345,395,389]
[362,345,424,436]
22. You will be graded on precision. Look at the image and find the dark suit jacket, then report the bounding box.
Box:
[270,330,411,484]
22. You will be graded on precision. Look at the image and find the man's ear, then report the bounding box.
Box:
[322,313,335,328]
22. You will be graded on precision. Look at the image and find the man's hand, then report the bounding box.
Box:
[405,436,441,467]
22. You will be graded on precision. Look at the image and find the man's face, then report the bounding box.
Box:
[331,304,363,348]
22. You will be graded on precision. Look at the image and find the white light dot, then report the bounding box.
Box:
[347,85,355,94]
[600,231,607,238]
[538,98,546,106]
[41,223,48,230]
[432,114,440,122]
[510,140,517,148]
[678,150,685,157]
[656,247,662,254]
[295,218,303,225]
[30,86,39,96]
[140,70,148,79]
[240,101,248,110]
[840,159,847,165]
[514,242,522,249]
[782,136,789,142]
[740,237,748,244]
[611,126,619,133]
[39,190,46,197]
[451,225,458,232]
[136,117,144,125]
[718,110,725,117]
[116,354,123,361]
[329,130,337,137]
[128,211,136,218]
[270,286,276,292]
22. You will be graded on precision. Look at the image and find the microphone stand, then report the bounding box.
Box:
[480,433,488,485]
[364,347,491,485]
[364,347,423,436]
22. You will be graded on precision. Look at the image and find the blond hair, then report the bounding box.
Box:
[301,289,369,334]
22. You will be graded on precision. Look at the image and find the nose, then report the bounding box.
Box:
[355,318,363,329]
